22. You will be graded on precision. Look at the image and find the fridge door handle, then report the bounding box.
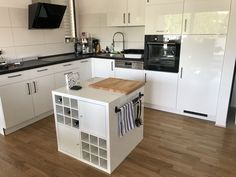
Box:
[180,67,183,79]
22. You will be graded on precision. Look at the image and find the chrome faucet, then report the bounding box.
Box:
[112,32,125,52]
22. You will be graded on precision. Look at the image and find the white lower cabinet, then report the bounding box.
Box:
[92,58,115,78]
[57,124,80,158]
[0,80,34,128]
[114,68,145,81]
[77,59,92,82]
[144,71,178,110]
[177,35,226,119]
[31,75,55,116]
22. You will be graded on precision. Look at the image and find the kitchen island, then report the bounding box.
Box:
[52,78,145,174]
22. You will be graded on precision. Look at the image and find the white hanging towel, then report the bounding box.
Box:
[118,101,136,137]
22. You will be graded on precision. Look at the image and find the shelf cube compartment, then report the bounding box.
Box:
[56,114,64,124]
[72,109,79,119]
[90,135,98,146]
[99,149,107,159]
[72,119,79,129]
[71,99,78,109]
[100,158,107,169]
[99,138,107,149]
[81,132,89,142]
[56,105,63,115]
[82,151,90,162]
[63,97,70,107]
[90,145,98,155]
[91,155,99,166]
[82,142,89,152]
[64,107,71,117]
[55,95,62,104]
[65,117,71,126]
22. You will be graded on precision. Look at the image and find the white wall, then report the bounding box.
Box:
[0,0,73,61]
[216,0,236,127]
[76,0,145,51]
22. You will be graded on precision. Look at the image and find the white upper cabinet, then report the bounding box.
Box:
[145,0,184,35]
[107,0,145,26]
[182,0,231,34]
[177,35,226,118]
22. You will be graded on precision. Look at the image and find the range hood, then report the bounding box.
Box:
[28,2,66,29]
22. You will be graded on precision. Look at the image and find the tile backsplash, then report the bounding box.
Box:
[78,13,145,51]
[0,5,73,61]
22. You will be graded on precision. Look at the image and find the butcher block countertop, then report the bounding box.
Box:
[89,77,145,95]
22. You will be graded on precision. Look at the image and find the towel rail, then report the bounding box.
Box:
[115,92,144,113]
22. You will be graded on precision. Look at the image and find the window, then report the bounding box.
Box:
[64,0,77,42]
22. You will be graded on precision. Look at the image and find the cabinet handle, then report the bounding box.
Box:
[33,81,37,93]
[111,61,114,71]
[156,30,168,33]
[27,83,31,95]
[184,19,188,32]
[8,74,22,78]
[180,67,183,79]
[80,60,88,63]
[147,0,149,3]
[145,73,147,83]
[123,13,126,24]
[63,63,72,67]
[128,13,131,24]
[37,69,48,72]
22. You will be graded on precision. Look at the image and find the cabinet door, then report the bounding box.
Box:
[78,59,92,82]
[57,124,80,158]
[177,35,226,117]
[183,0,231,34]
[54,69,80,89]
[79,101,106,138]
[107,0,127,26]
[145,71,178,109]
[145,0,184,34]
[114,68,145,81]
[92,59,115,78]
[0,81,34,128]
[127,0,145,26]
[31,75,55,116]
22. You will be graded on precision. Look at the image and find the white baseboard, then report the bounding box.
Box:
[4,111,53,135]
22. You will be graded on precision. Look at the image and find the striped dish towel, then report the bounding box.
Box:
[118,101,136,137]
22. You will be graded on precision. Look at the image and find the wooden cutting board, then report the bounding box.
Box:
[89,78,145,95]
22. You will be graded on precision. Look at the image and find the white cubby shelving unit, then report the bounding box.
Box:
[52,80,144,174]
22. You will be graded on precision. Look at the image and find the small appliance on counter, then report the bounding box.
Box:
[144,35,181,73]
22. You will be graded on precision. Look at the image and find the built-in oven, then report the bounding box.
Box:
[144,35,181,73]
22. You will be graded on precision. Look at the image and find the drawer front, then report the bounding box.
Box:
[29,65,56,78]
[0,71,30,86]
[54,61,79,73]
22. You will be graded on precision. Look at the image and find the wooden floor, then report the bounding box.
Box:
[0,108,236,177]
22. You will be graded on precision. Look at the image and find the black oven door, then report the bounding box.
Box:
[144,42,180,73]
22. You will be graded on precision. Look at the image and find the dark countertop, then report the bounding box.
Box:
[0,53,144,75]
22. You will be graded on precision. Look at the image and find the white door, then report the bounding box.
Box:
[177,35,226,117]
[57,124,80,158]
[114,68,145,81]
[127,0,145,26]
[54,69,80,88]
[78,59,92,82]
[183,0,231,34]
[0,81,34,128]
[145,71,178,109]
[79,101,106,138]
[92,59,115,78]
[107,0,127,26]
[145,0,184,34]
[31,75,55,116]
